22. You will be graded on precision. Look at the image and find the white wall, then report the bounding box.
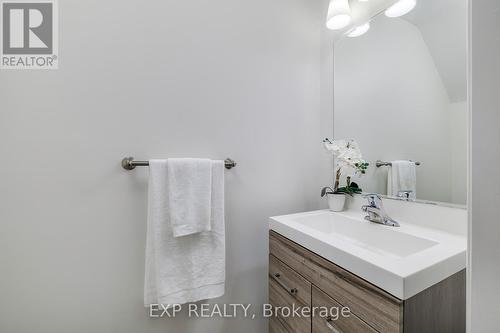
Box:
[0,1,332,332]
[334,17,456,203]
[469,0,500,331]
[449,101,468,205]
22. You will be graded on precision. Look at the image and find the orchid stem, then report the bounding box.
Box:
[334,169,341,192]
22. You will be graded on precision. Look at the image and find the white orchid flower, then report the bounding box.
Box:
[323,138,366,175]
[323,138,368,193]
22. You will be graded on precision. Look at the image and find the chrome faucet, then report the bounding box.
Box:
[397,190,414,200]
[362,194,400,227]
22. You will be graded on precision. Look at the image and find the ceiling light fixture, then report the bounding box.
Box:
[384,0,417,18]
[347,22,370,37]
[326,0,352,30]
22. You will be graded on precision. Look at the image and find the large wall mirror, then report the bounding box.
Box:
[334,0,467,206]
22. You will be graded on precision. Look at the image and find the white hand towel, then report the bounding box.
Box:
[167,158,212,237]
[387,160,417,199]
[144,159,225,306]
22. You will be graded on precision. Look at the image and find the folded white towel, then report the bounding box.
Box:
[167,158,212,237]
[387,160,417,199]
[144,159,225,306]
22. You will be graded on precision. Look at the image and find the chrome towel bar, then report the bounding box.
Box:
[121,157,237,170]
[376,160,421,167]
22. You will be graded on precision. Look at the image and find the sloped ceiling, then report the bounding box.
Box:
[331,0,467,103]
[404,0,467,103]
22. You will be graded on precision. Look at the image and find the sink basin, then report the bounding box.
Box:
[270,209,466,300]
[293,214,438,258]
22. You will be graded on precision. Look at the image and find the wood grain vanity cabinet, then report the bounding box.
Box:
[268,230,465,333]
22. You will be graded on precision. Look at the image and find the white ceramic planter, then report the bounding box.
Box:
[327,193,346,212]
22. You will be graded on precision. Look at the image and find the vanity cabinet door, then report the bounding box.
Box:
[312,286,377,333]
[270,231,403,333]
[269,254,312,333]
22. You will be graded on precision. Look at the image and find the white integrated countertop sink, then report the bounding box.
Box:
[269,208,467,300]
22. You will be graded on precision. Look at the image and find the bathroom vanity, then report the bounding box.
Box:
[274,0,469,331]
[268,206,466,333]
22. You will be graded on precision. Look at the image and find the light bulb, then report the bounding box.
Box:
[384,0,417,18]
[347,22,370,37]
[326,0,352,30]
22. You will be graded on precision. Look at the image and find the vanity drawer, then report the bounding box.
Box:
[269,316,290,333]
[270,230,403,333]
[269,254,311,333]
[269,254,311,306]
[312,285,377,333]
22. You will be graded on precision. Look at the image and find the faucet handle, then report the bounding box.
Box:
[362,193,381,199]
[362,193,382,206]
